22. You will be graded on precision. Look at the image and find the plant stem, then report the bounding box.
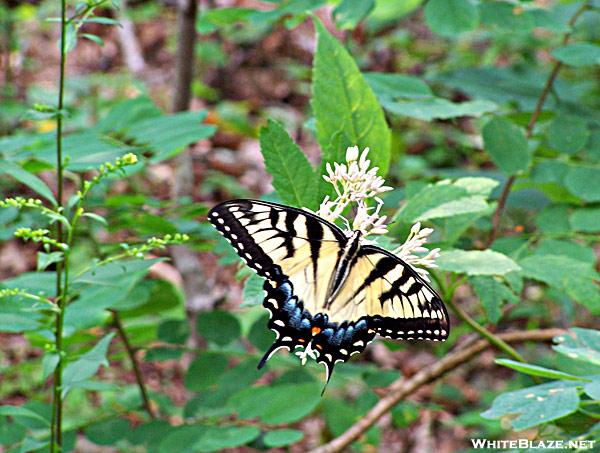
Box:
[444,297,526,363]
[50,0,68,450]
[485,0,590,249]
[112,311,156,419]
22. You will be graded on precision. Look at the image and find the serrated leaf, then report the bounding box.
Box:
[424,0,479,37]
[259,119,318,209]
[482,117,530,175]
[312,18,391,177]
[495,359,588,382]
[481,381,580,430]
[61,333,115,396]
[437,250,521,276]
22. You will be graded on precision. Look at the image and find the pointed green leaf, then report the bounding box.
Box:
[495,359,589,382]
[312,18,391,176]
[0,161,57,205]
[62,333,115,396]
[482,117,530,175]
[424,0,479,37]
[259,119,319,209]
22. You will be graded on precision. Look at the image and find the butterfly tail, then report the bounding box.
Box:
[257,340,288,370]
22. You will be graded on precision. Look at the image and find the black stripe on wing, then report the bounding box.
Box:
[360,245,450,342]
[208,199,346,284]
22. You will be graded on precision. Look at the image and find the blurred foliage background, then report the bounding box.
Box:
[1,0,600,452]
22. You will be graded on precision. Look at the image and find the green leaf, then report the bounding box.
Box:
[482,117,530,175]
[37,251,63,272]
[383,98,496,121]
[196,310,241,346]
[62,333,115,396]
[424,0,479,37]
[547,116,589,155]
[397,178,497,223]
[495,359,588,382]
[364,72,433,100]
[230,382,321,424]
[416,196,489,221]
[312,18,391,176]
[479,1,534,30]
[584,379,600,401]
[241,273,265,307]
[248,314,274,352]
[259,119,318,209]
[570,208,600,232]
[184,352,229,392]
[195,425,260,452]
[520,255,600,313]
[481,381,580,430]
[535,239,596,265]
[0,406,50,426]
[0,160,57,204]
[333,0,375,30]
[553,329,600,368]
[552,43,600,67]
[564,165,600,202]
[263,429,304,448]
[470,276,518,324]
[157,319,190,344]
[437,250,521,276]
[85,419,129,445]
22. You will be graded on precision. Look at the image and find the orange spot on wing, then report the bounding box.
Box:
[315,344,323,350]
[311,327,322,336]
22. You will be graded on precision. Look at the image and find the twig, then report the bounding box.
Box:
[308,328,565,453]
[485,0,590,249]
[112,311,156,419]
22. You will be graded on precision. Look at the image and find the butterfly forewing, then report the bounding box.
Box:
[209,199,345,286]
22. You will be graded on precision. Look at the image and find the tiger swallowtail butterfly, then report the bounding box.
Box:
[209,199,449,384]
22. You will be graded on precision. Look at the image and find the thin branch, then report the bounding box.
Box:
[308,328,565,453]
[485,0,590,248]
[112,311,156,419]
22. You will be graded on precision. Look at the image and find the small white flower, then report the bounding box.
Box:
[315,144,439,279]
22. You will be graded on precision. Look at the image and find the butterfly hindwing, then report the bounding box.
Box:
[326,245,449,342]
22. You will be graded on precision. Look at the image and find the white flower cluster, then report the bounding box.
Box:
[317,146,392,236]
[393,222,440,282]
[316,145,439,278]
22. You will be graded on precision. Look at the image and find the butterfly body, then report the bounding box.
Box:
[209,199,449,382]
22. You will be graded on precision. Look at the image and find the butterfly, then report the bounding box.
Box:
[209,199,449,383]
